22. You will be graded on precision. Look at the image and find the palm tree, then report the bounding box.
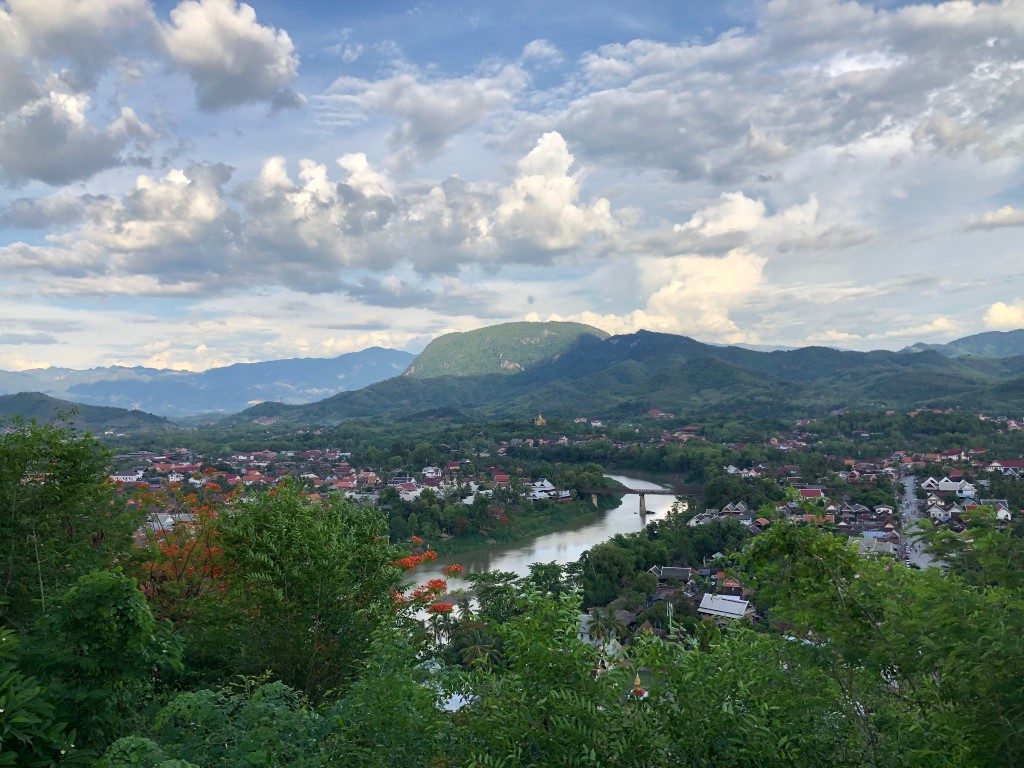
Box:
[454,591,474,621]
[460,628,498,669]
[588,607,625,644]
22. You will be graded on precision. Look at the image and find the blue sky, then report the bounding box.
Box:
[1,0,1023,370]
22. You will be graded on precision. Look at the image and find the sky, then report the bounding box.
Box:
[1,0,1023,371]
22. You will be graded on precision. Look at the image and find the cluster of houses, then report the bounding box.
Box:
[689,484,906,562]
[923,495,1013,524]
[111,448,381,493]
[647,564,755,622]
[918,475,977,498]
[691,492,899,534]
[381,465,574,506]
[915,476,1014,525]
[111,445,580,543]
[579,560,756,649]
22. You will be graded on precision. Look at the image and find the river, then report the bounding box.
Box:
[413,474,678,588]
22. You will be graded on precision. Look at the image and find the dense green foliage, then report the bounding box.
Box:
[742,521,1024,766]
[578,515,750,607]
[377,463,611,548]
[5,419,1024,767]
[182,483,403,701]
[403,321,608,379]
[23,570,182,754]
[0,421,141,630]
[0,630,73,767]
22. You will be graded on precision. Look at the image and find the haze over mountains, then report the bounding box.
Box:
[901,329,1024,359]
[4,322,1024,430]
[0,348,413,417]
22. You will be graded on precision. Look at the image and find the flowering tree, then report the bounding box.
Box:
[131,491,224,626]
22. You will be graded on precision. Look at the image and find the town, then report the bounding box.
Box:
[99,407,1024,648]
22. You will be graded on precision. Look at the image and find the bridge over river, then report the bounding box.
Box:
[579,483,703,516]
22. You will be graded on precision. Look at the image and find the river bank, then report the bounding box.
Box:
[413,474,677,585]
[432,497,622,556]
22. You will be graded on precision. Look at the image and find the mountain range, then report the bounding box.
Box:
[225,324,1024,427]
[0,347,414,417]
[901,329,1024,359]
[4,323,1024,430]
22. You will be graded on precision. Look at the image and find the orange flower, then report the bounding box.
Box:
[423,550,438,562]
[442,564,464,577]
[410,534,425,547]
[393,554,421,570]
[427,602,454,614]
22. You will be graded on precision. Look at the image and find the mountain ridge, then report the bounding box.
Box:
[902,328,1024,358]
[224,327,1024,427]
[0,392,172,433]
[0,347,415,416]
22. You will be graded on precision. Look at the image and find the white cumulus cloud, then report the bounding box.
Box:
[161,0,299,111]
[493,131,617,254]
[985,301,1024,330]
[965,205,1024,230]
[558,250,767,343]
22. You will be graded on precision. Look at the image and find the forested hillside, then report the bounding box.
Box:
[228,329,1024,426]
[403,321,608,378]
[0,392,171,433]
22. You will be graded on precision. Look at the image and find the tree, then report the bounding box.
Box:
[25,569,182,755]
[740,521,1024,766]
[0,420,139,630]
[0,629,73,768]
[328,628,452,767]
[587,607,625,643]
[454,587,665,766]
[525,561,571,597]
[198,482,403,701]
[102,682,327,768]
[915,506,1024,589]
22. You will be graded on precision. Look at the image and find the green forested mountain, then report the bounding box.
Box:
[903,328,1024,358]
[0,392,171,433]
[226,329,1024,426]
[402,321,608,378]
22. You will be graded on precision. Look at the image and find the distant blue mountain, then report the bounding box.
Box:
[0,347,414,416]
[902,329,1024,358]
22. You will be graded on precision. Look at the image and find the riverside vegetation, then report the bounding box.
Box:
[2,420,1024,767]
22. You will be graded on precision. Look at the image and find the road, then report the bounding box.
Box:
[899,475,935,568]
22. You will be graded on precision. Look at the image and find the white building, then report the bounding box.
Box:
[698,594,751,621]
